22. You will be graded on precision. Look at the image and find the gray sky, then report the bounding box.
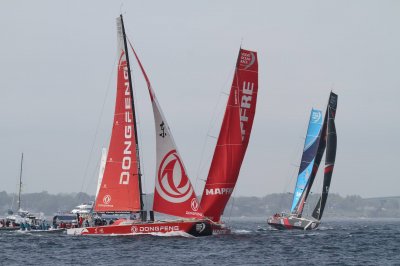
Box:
[0,1,399,198]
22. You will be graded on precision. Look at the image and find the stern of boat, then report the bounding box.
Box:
[187,221,213,237]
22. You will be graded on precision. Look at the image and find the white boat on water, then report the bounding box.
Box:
[1,153,62,233]
[70,202,94,214]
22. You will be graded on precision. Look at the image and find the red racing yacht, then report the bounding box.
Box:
[67,15,211,237]
[199,48,259,234]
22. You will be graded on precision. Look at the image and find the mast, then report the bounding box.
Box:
[18,153,23,211]
[312,92,338,220]
[119,14,144,211]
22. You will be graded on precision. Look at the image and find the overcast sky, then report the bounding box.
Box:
[0,1,399,199]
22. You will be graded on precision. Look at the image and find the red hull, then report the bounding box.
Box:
[67,220,212,237]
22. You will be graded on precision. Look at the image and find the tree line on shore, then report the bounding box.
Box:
[1,190,399,218]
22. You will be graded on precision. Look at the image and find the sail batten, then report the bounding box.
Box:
[200,49,258,222]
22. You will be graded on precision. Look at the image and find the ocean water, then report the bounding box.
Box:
[1,218,399,265]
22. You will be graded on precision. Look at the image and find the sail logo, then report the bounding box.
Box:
[196,223,206,233]
[159,121,167,138]
[329,94,338,107]
[240,81,254,141]
[311,111,322,123]
[103,194,112,205]
[191,198,199,211]
[240,51,255,70]
[205,187,233,195]
[119,57,133,186]
[156,150,194,203]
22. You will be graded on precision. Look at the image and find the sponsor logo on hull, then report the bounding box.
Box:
[195,223,206,233]
[132,225,180,233]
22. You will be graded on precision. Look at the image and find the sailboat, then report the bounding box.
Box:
[66,15,212,237]
[1,153,24,230]
[267,92,338,230]
[1,153,58,232]
[199,48,259,234]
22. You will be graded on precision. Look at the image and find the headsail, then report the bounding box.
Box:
[94,17,142,213]
[95,148,108,200]
[312,92,338,220]
[290,109,323,215]
[200,49,259,222]
[128,41,203,219]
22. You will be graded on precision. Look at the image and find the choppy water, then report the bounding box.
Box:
[1,218,399,265]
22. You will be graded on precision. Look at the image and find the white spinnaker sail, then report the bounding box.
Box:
[95,148,108,200]
[127,40,203,219]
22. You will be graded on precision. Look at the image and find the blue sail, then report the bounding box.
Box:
[290,109,323,213]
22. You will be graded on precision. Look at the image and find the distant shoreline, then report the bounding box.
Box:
[1,191,400,218]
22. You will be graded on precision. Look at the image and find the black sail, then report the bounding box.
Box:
[312,92,338,220]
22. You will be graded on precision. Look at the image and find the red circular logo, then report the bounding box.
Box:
[155,150,193,203]
[191,198,199,211]
[103,194,111,205]
[131,226,138,233]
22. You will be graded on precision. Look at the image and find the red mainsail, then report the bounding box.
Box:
[200,49,258,222]
[94,19,141,213]
[128,40,203,219]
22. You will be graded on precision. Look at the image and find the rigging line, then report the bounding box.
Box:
[125,35,152,210]
[10,182,18,211]
[78,54,117,201]
[130,61,149,211]
[227,188,237,225]
[83,151,102,196]
[278,134,304,210]
[10,160,20,210]
[282,138,303,193]
[283,116,311,194]
[194,64,235,192]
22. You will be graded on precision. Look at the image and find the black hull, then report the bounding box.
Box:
[188,221,213,237]
[267,216,319,230]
